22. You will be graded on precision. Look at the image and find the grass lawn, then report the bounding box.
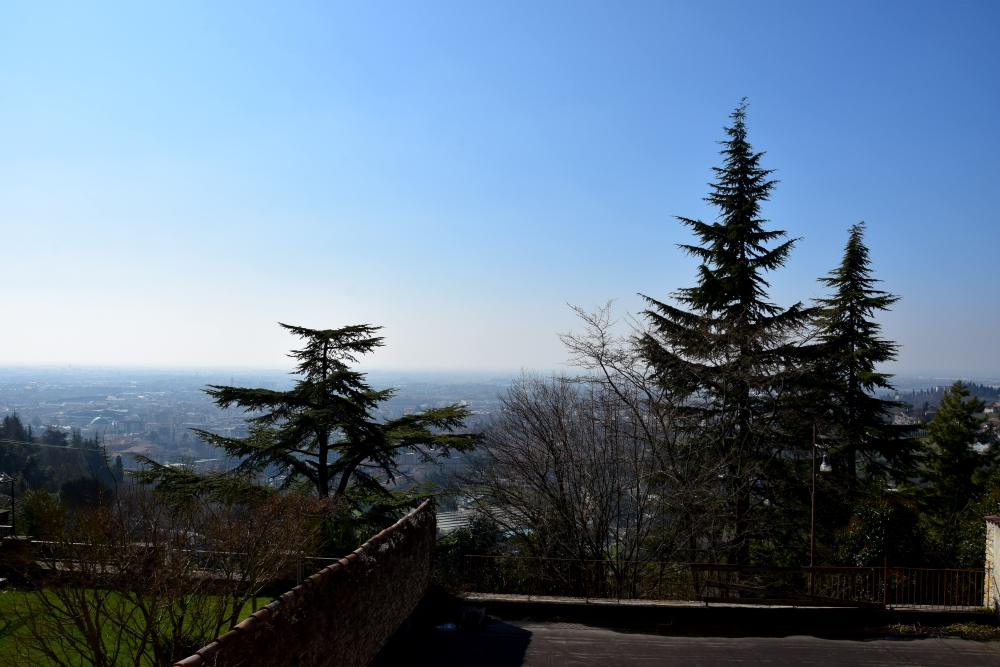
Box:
[0,587,272,665]
[0,588,28,652]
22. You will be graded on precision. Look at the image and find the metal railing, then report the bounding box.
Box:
[461,556,990,611]
[884,566,988,610]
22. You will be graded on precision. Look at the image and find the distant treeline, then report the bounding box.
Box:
[0,413,123,508]
[885,383,1000,409]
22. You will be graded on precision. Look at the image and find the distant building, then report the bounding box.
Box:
[90,415,112,437]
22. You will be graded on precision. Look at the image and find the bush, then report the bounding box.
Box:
[436,515,502,586]
[835,491,925,566]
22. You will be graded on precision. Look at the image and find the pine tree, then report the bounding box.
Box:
[0,414,31,443]
[640,100,811,564]
[70,428,113,483]
[112,455,124,484]
[138,323,479,504]
[814,222,916,480]
[917,381,996,565]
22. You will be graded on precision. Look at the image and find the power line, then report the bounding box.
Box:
[0,437,108,451]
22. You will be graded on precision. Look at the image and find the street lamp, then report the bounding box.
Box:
[0,473,14,538]
[810,423,831,595]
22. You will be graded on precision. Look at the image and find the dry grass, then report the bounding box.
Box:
[886,621,1000,641]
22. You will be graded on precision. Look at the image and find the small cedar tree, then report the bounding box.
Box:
[138,324,479,506]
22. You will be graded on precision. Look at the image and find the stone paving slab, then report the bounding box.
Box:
[408,621,1000,666]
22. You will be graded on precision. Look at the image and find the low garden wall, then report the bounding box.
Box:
[987,515,1000,609]
[173,500,436,667]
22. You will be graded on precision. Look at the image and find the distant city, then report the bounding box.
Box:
[0,367,513,476]
[2,367,997,479]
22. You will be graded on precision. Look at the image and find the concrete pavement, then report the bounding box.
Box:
[407,621,1000,666]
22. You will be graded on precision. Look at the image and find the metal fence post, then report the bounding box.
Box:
[883,557,887,607]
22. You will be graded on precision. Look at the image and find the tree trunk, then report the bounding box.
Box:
[318,430,329,497]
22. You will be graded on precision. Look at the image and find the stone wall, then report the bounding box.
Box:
[986,516,999,609]
[173,500,436,667]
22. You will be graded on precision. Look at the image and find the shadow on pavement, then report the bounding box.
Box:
[373,589,1000,666]
[407,620,532,667]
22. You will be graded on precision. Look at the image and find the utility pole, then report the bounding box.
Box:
[810,422,817,596]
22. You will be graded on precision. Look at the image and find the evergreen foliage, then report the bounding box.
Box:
[439,104,1000,571]
[639,100,811,564]
[436,516,502,582]
[69,428,114,484]
[0,413,31,443]
[0,415,34,475]
[136,323,480,507]
[813,222,917,479]
[129,463,276,505]
[0,413,49,490]
[835,485,924,567]
[112,454,124,484]
[915,381,997,565]
[39,427,68,448]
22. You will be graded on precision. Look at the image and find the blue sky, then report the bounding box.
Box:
[1,1,997,373]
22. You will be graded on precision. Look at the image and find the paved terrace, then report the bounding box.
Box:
[407,621,1000,666]
[162,504,1000,667]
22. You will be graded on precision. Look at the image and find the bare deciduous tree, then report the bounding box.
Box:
[560,302,733,562]
[2,486,325,667]
[470,303,732,576]
[474,373,658,564]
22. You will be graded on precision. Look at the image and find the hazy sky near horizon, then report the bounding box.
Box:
[1,2,997,373]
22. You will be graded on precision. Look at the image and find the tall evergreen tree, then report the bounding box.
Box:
[0,413,49,490]
[814,222,916,479]
[0,413,31,443]
[40,427,68,447]
[70,428,115,483]
[137,324,479,504]
[916,381,996,565]
[640,100,811,564]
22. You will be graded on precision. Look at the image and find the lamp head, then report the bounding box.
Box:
[820,453,833,473]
